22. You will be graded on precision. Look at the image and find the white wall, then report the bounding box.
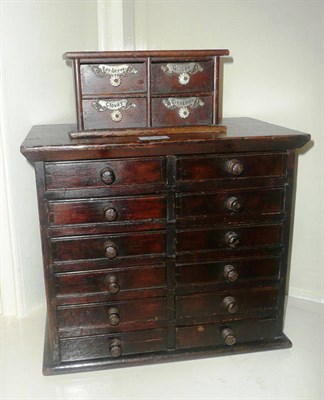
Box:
[1,0,98,315]
[140,0,323,302]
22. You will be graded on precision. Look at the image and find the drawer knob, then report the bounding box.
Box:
[104,241,118,259]
[223,296,239,314]
[107,307,120,326]
[224,265,239,282]
[103,275,120,294]
[100,168,115,185]
[221,328,236,346]
[225,196,243,212]
[225,231,240,248]
[104,207,118,222]
[109,338,122,358]
[225,159,244,176]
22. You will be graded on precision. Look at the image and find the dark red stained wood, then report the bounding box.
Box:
[176,257,280,286]
[51,231,166,262]
[176,286,279,324]
[151,61,214,94]
[55,264,166,301]
[81,63,147,95]
[63,49,230,60]
[20,118,310,162]
[83,98,147,130]
[151,95,213,127]
[176,224,283,253]
[176,187,285,219]
[48,195,166,226]
[45,157,165,190]
[20,116,311,375]
[59,328,168,362]
[176,318,277,349]
[177,153,286,181]
[57,297,167,337]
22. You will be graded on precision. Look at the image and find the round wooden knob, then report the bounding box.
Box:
[223,296,239,314]
[225,196,243,212]
[107,307,120,326]
[104,241,118,259]
[225,231,240,248]
[225,159,244,176]
[109,339,122,357]
[104,207,118,222]
[221,328,236,346]
[103,275,120,294]
[224,265,239,282]
[100,168,115,185]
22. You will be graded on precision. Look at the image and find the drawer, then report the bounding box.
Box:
[176,286,278,324]
[57,297,167,337]
[151,96,212,127]
[81,62,147,95]
[83,97,147,130]
[54,264,166,302]
[151,60,213,94]
[51,231,166,262]
[177,224,283,254]
[176,318,277,349]
[176,188,285,221]
[60,328,167,362]
[177,153,287,181]
[176,257,280,287]
[48,195,166,226]
[45,157,165,191]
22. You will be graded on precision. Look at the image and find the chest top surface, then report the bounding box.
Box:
[21,118,310,162]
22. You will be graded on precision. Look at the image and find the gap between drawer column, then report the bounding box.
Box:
[166,155,177,349]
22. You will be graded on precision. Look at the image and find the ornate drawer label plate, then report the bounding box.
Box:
[161,62,203,85]
[92,64,138,87]
[91,99,136,122]
[162,97,205,118]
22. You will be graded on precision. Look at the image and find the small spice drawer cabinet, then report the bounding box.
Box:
[20,117,310,375]
[63,50,229,130]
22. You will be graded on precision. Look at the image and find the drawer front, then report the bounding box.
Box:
[151,96,212,127]
[177,153,287,181]
[51,231,166,262]
[60,328,167,362]
[151,61,213,94]
[83,98,147,130]
[45,158,165,191]
[176,319,276,349]
[81,63,147,95]
[176,286,278,324]
[58,297,167,337]
[177,224,283,254]
[176,188,285,220]
[55,264,166,301]
[48,195,166,226]
[176,257,280,287]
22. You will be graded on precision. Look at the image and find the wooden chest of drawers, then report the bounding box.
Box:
[21,118,310,375]
[63,50,229,130]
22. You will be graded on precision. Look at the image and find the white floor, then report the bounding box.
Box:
[1,296,323,400]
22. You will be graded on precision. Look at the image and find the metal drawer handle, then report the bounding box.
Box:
[104,240,118,259]
[107,307,120,326]
[103,275,120,294]
[162,97,205,119]
[223,296,239,314]
[224,265,239,282]
[221,328,236,346]
[161,62,203,85]
[92,64,138,87]
[109,338,122,357]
